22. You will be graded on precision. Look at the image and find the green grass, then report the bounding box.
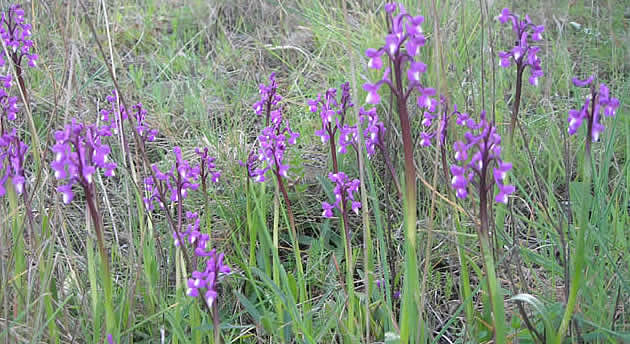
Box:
[0,0,628,343]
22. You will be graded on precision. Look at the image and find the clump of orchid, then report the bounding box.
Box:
[248,75,299,184]
[449,109,513,342]
[142,144,228,338]
[321,171,361,218]
[362,3,436,340]
[100,90,158,144]
[308,83,371,222]
[142,145,220,236]
[0,128,27,196]
[496,8,544,138]
[0,4,38,68]
[50,117,119,338]
[50,119,117,204]
[568,75,619,145]
[0,4,38,109]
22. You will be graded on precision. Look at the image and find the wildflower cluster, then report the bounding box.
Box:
[142,146,228,308]
[497,8,544,86]
[363,3,437,159]
[50,119,117,204]
[450,110,514,204]
[196,147,221,184]
[253,72,282,123]
[143,146,200,210]
[363,3,434,107]
[100,90,158,143]
[249,74,299,183]
[1,4,38,68]
[322,172,361,218]
[309,82,355,152]
[0,74,17,122]
[186,245,231,308]
[568,75,619,142]
[0,128,27,196]
[359,107,385,157]
[175,211,231,307]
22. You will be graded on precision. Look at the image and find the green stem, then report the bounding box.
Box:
[478,173,506,344]
[85,186,116,339]
[213,302,221,344]
[274,170,306,303]
[555,198,588,343]
[340,214,355,339]
[271,182,284,342]
[395,61,419,344]
[479,232,506,344]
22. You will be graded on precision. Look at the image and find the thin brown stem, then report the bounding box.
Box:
[379,143,403,200]
[509,64,525,142]
[274,169,298,248]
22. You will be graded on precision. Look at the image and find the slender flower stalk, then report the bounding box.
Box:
[364,3,437,339]
[449,109,512,343]
[143,145,227,342]
[555,76,619,344]
[566,75,619,178]
[249,73,306,304]
[50,118,118,338]
[496,8,544,141]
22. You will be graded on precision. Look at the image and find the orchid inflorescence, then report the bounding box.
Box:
[176,211,231,307]
[450,110,514,204]
[253,72,282,124]
[309,82,354,150]
[363,3,439,151]
[100,90,158,143]
[142,145,228,308]
[363,3,433,107]
[568,75,619,142]
[0,4,38,68]
[0,5,37,193]
[0,128,27,196]
[50,119,117,204]
[497,8,544,86]
[248,73,299,183]
[143,146,201,210]
[186,247,231,308]
[196,146,221,184]
[0,73,18,122]
[322,171,361,218]
[359,106,386,157]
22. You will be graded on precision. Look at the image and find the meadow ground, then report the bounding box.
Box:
[0,0,628,343]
